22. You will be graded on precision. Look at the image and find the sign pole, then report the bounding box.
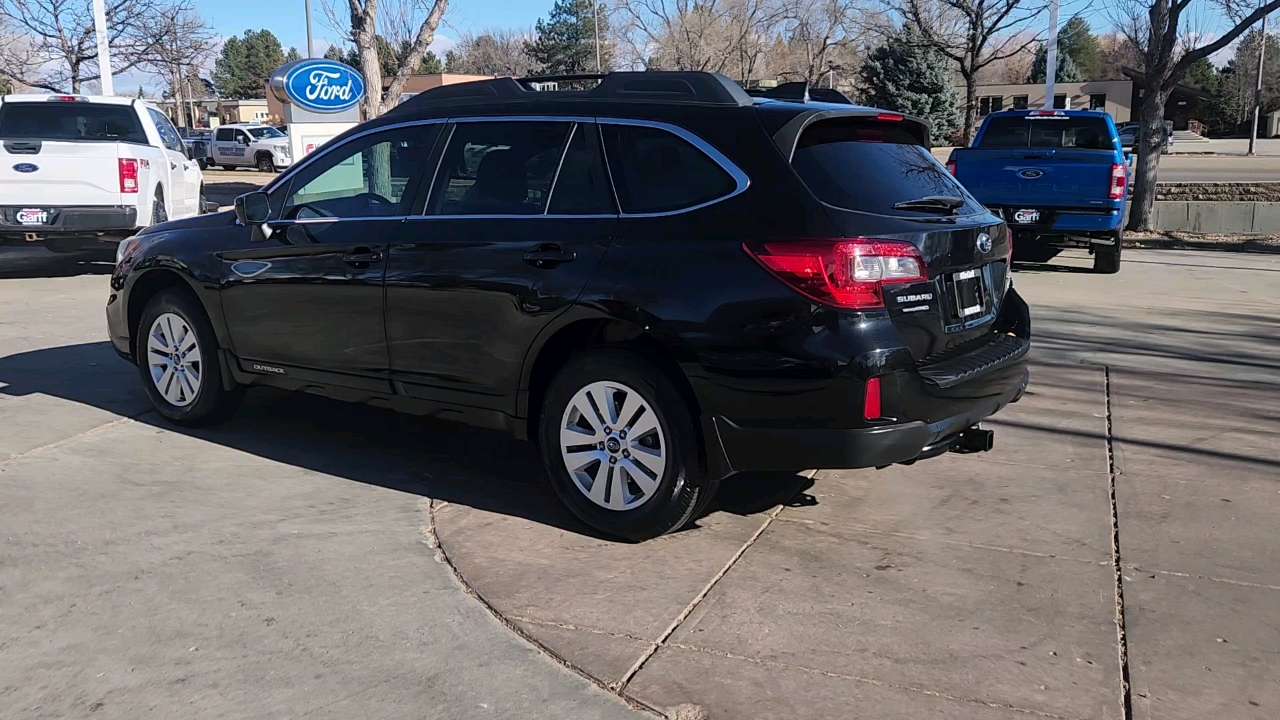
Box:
[92,0,114,95]
[1044,0,1058,110]
[305,0,315,58]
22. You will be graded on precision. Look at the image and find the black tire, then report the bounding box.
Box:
[196,158,208,170]
[1094,235,1122,274]
[256,153,275,173]
[539,350,711,542]
[197,185,207,214]
[221,165,237,172]
[136,289,243,426]
[151,190,168,225]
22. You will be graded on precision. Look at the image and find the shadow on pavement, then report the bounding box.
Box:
[0,247,114,279]
[0,340,812,542]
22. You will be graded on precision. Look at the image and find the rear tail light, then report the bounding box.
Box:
[743,238,929,310]
[1109,163,1126,200]
[946,159,957,175]
[49,95,86,102]
[118,158,139,193]
[863,377,882,420]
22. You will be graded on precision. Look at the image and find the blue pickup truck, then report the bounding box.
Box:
[946,109,1128,273]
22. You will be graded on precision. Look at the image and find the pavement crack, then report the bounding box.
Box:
[420,498,666,718]
[1101,365,1134,720]
[663,642,1086,720]
[614,479,801,693]
[507,615,653,644]
[0,413,148,468]
[1126,565,1280,592]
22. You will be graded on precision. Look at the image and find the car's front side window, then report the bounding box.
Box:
[429,121,573,216]
[281,125,437,220]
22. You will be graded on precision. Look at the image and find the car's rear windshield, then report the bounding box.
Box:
[0,102,147,144]
[977,115,1113,150]
[791,118,984,216]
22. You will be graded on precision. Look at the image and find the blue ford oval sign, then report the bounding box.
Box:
[281,60,364,113]
[13,163,38,173]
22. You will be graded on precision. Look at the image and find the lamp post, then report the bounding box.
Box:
[1249,10,1269,156]
[92,0,114,95]
[305,0,315,58]
[593,0,601,72]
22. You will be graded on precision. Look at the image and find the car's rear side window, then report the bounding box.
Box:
[978,116,1114,150]
[600,124,736,214]
[791,118,983,216]
[0,102,146,144]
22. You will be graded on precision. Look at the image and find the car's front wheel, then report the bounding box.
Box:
[257,154,275,173]
[539,350,715,542]
[137,290,243,425]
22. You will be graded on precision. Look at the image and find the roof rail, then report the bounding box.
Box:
[744,81,854,105]
[388,71,755,112]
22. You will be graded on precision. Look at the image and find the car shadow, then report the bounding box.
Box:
[0,247,114,278]
[1011,260,1096,274]
[0,340,814,542]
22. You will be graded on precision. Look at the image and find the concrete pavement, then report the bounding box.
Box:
[1,247,1277,719]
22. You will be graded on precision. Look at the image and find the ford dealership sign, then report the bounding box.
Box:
[272,60,364,113]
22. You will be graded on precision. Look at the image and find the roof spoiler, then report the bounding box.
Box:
[744,81,855,105]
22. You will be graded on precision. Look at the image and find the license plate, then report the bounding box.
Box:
[16,208,50,225]
[1012,209,1040,224]
[950,268,987,318]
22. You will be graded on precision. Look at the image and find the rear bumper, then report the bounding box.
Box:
[0,206,138,250]
[706,367,1028,472]
[990,206,1124,235]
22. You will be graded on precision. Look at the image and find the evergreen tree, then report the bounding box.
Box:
[136,85,145,99]
[859,30,962,145]
[213,30,287,99]
[1058,16,1100,79]
[526,0,610,75]
[1029,45,1083,83]
[326,37,441,75]
[285,47,302,63]
[1183,57,1220,93]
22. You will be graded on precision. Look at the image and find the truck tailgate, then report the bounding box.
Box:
[0,141,124,206]
[954,148,1116,209]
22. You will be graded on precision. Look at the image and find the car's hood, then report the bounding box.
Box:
[138,209,237,236]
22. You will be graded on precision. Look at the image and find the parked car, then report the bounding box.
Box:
[1116,121,1172,152]
[108,72,1031,540]
[947,109,1127,273]
[0,93,207,255]
[209,122,292,172]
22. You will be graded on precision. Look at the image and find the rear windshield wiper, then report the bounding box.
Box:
[892,195,966,214]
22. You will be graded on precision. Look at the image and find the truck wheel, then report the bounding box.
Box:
[151,190,167,225]
[196,158,208,170]
[538,350,712,542]
[1094,235,1122,274]
[136,290,243,426]
[256,153,275,173]
[197,185,207,214]
[221,165,236,172]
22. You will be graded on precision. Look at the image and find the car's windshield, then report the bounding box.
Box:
[247,126,285,140]
[977,115,1114,150]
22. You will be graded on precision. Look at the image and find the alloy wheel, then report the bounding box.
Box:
[146,312,202,407]
[559,381,667,511]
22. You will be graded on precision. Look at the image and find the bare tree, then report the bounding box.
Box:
[772,0,863,84]
[445,29,540,76]
[896,0,1045,143]
[326,0,449,118]
[138,5,217,127]
[0,0,168,93]
[1112,0,1280,231]
[616,0,792,81]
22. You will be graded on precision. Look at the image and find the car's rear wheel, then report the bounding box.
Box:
[1094,234,1122,274]
[221,165,236,172]
[257,153,275,173]
[539,350,711,542]
[137,290,243,426]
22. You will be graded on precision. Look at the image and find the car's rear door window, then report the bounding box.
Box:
[790,117,984,217]
[977,116,1114,150]
[600,123,737,214]
[547,124,615,215]
[0,102,147,144]
[429,121,572,215]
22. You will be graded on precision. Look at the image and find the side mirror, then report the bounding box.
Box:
[235,192,271,225]
[1125,152,1134,167]
[238,136,250,145]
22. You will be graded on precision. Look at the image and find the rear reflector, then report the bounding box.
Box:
[743,238,929,310]
[118,158,139,194]
[945,159,957,176]
[863,377,882,420]
[1109,163,1126,200]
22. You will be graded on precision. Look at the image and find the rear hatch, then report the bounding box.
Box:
[955,113,1117,210]
[0,100,143,207]
[772,115,1010,362]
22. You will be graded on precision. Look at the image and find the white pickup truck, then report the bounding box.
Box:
[209,123,293,173]
[0,94,206,255]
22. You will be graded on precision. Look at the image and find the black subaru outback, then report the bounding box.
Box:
[107,72,1030,541]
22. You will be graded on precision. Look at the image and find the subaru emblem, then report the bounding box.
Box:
[1018,168,1044,179]
[13,163,38,173]
[976,233,992,254]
